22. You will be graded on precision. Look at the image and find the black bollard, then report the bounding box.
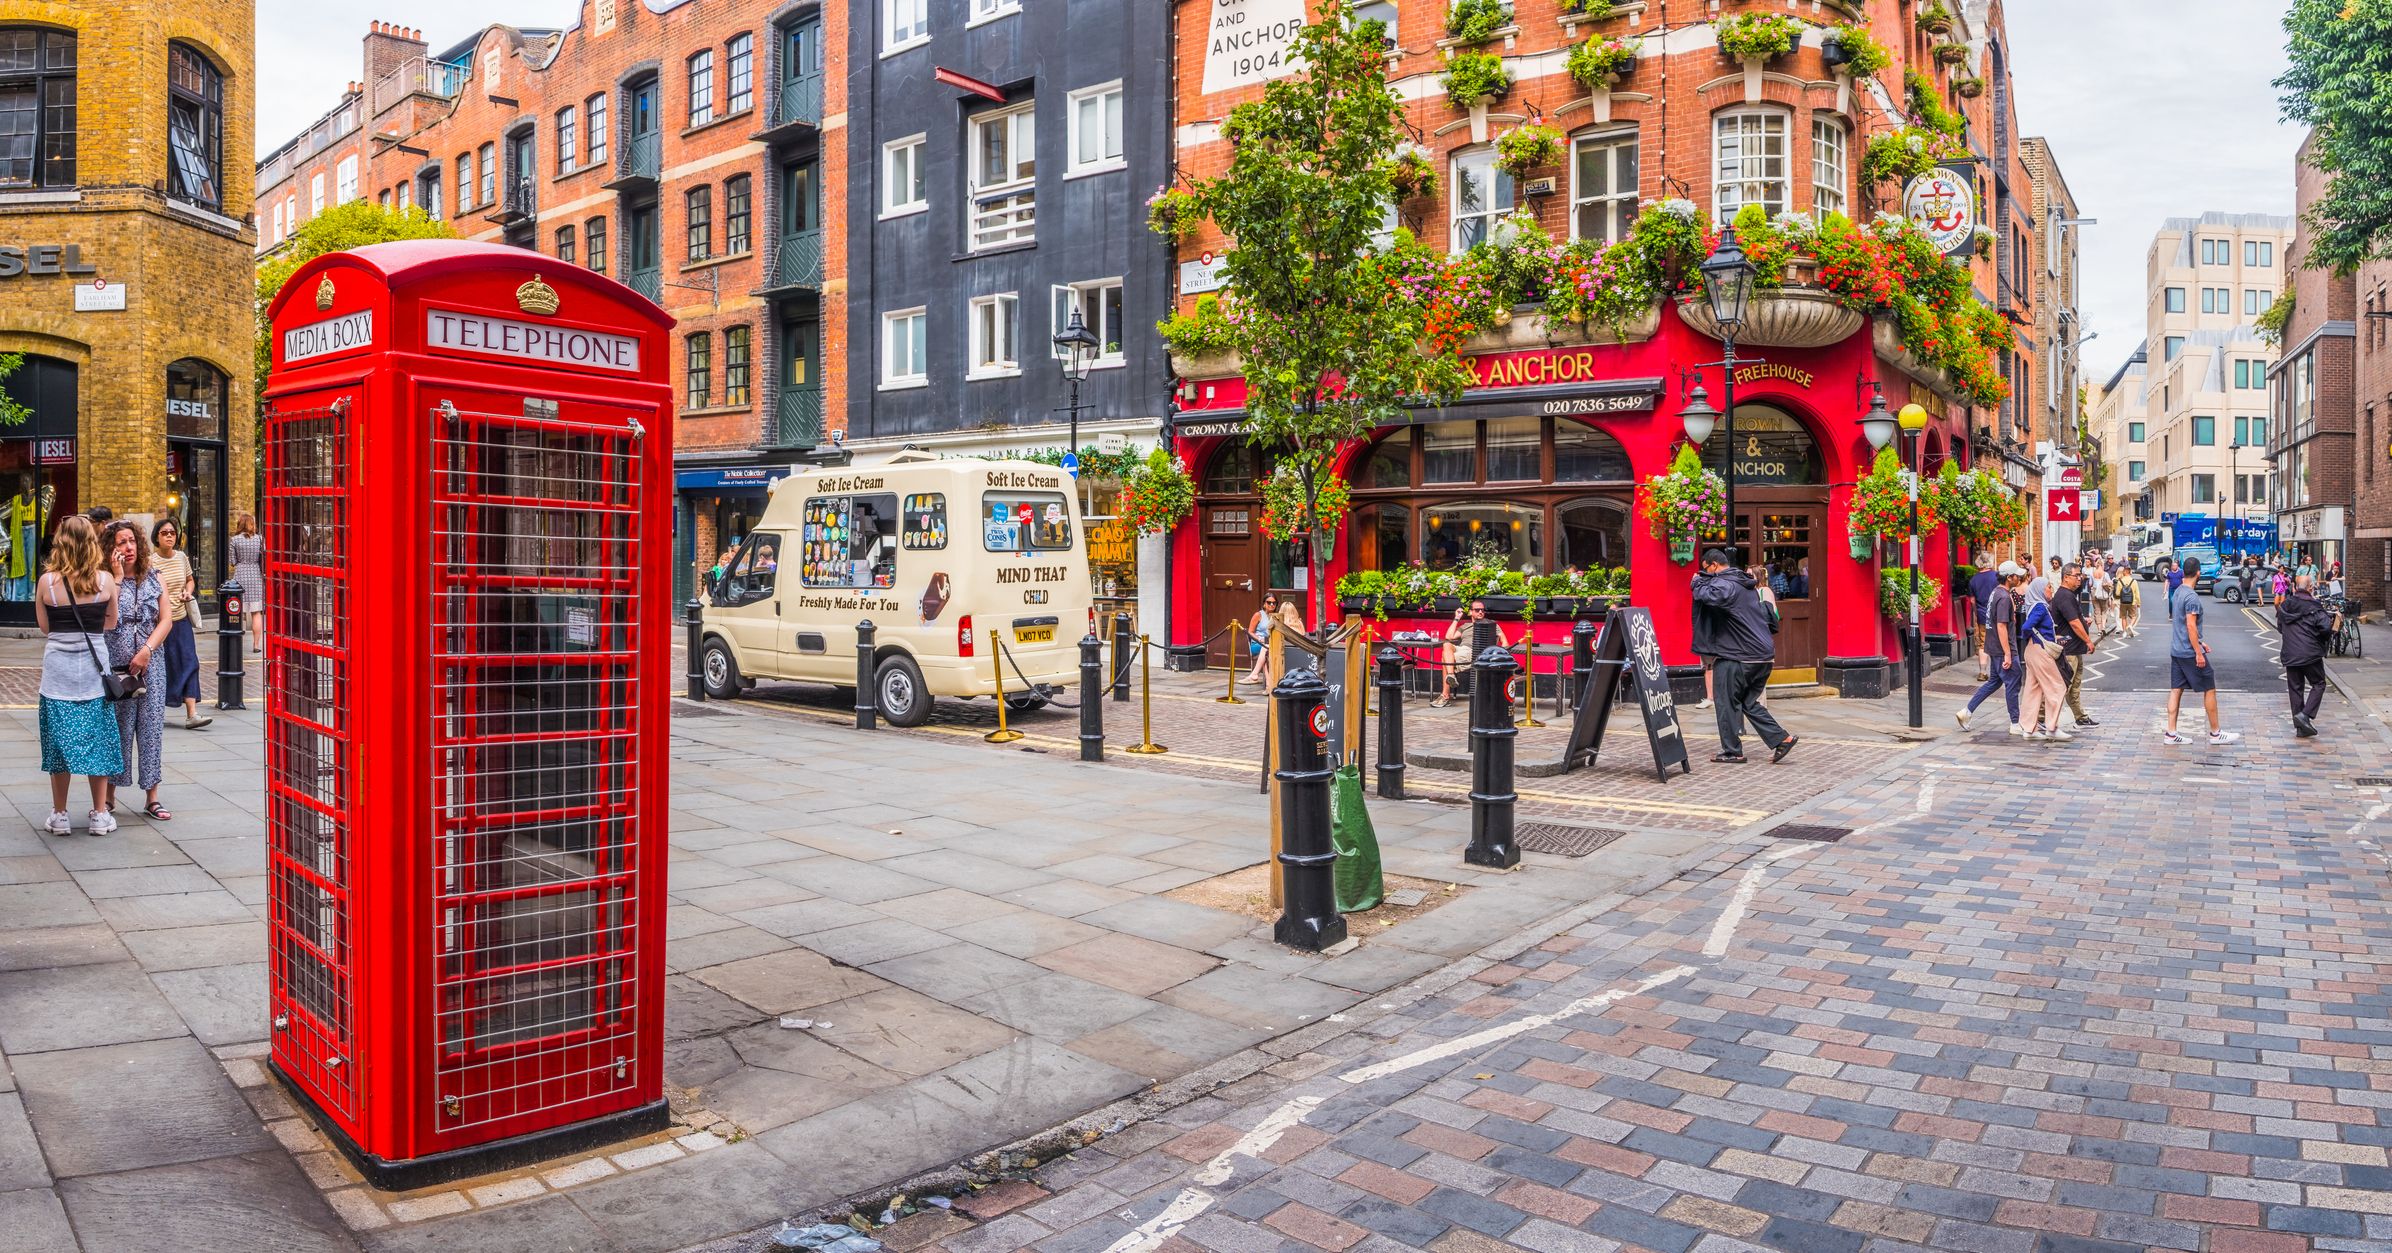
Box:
[1271,666,1347,952]
[685,600,706,702]
[1465,645,1521,869]
[1375,646,1405,800]
[855,620,877,730]
[1570,618,1598,711]
[1078,633,1105,762]
[1112,612,1133,703]
[214,580,246,711]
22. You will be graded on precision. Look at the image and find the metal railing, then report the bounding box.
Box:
[492,176,535,222]
[773,228,822,288]
[774,386,823,448]
[371,56,470,107]
[969,186,1037,251]
[624,269,661,302]
[617,131,661,183]
[773,75,824,129]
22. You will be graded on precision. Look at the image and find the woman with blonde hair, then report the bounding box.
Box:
[36,514,123,834]
[228,511,264,653]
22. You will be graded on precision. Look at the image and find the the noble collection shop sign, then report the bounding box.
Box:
[426,309,641,373]
[1201,0,1307,95]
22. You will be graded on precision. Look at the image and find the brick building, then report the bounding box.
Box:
[2353,252,2392,603]
[258,1,844,604]
[1163,0,2058,697]
[2273,132,2359,590]
[0,0,256,622]
[2018,135,2089,556]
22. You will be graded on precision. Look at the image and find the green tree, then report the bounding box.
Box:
[0,354,36,427]
[2278,0,2392,272]
[1184,0,1472,630]
[254,201,456,407]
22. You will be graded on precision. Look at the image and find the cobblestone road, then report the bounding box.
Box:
[895,615,2392,1253]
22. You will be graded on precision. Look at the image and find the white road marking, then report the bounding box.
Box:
[1336,964,1699,1087]
[1924,761,1990,772]
[2345,802,2390,837]
[2184,776,2223,783]
[1191,1097,1321,1187]
[1916,780,1936,816]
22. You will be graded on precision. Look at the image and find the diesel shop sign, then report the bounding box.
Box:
[0,244,99,278]
[425,309,641,373]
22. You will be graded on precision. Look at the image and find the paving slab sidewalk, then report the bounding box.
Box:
[0,650,1826,1252]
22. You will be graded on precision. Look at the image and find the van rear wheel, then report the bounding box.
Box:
[701,637,742,700]
[876,654,933,727]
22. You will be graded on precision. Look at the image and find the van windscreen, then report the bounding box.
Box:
[982,492,1072,553]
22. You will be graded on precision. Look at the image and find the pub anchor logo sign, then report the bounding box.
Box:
[1903,167,1977,257]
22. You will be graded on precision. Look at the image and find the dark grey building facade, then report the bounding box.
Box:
[843,0,1174,457]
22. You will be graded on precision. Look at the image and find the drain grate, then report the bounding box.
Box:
[1516,822,1626,858]
[2359,777,2392,788]
[1769,824,1854,842]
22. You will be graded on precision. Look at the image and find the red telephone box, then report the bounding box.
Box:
[260,241,676,1188]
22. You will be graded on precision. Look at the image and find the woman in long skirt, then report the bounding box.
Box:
[36,515,123,834]
[228,511,265,653]
[102,521,172,820]
[150,518,211,730]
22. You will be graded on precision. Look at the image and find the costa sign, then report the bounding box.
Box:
[1903,166,1977,256]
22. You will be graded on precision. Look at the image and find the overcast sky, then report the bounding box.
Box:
[255,0,2302,382]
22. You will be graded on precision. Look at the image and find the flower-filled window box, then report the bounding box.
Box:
[1820,24,1889,79]
[1565,35,1640,89]
[1443,0,1515,46]
[1441,48,1512,108]
[1714,12,1803,63]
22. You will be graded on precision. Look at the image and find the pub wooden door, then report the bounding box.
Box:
[1201,503,1268,667]
[1733,503,1827,681]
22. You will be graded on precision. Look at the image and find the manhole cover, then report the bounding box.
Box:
[1769,824,1853,842]
[1516,822,1626,858]
[2359,777,2392,788]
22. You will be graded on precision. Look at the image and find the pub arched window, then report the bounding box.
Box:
[1557,497,1630,570]
[1697,404,1823,485]
[1202,443,1257,495]
[0,26,76,189]
[167,42,224,210]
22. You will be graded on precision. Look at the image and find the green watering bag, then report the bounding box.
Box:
[1330,763,1385,914]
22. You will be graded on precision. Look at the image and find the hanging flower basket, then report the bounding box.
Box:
[1932,41,1970,65]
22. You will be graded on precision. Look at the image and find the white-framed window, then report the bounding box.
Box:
[969,101,1037,250]
[1352,0,1398,47]
[884,0,930,51]
[1450,147,1514,250]
[882,307,928,388]
[1810,118,1847,217]
[335,156,359,204]
[1052,279,1127,366]
[1067,81,1125,176]
[1714,109,1789,218]
[310,172,325,214]
[397,180,411,213]
[270,200,284,241]
[1569,131,1638,245]
[970,0,1022,24]
[882,134,928,217]
[968,293,1021,378]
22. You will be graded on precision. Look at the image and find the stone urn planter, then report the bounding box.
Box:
[1677,287,1866,349]
[1168,349,1243,381]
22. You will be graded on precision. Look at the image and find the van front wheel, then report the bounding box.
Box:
[876,655,933,727]
[701,637,742,700]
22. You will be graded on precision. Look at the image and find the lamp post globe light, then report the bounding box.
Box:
[1053,307,1100,461]
[1692,227,1757,563]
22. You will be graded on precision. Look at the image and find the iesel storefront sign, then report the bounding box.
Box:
[0,244,99,278]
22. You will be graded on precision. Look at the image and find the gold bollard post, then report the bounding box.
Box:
[1217,619,1246,704]
[984,629,1024,744]
[1125,633,1170,754]
[1514,643,1545,729]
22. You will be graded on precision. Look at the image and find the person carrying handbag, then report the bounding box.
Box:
[35,515,126,835]
[102,520,174,821]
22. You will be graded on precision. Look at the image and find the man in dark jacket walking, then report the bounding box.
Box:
[2276,573,2337,738]
[1691,549,1796,764]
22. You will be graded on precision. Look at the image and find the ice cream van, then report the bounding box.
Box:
[697,450,1095,725]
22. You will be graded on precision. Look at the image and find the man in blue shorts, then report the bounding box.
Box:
[2164,558,2239,746]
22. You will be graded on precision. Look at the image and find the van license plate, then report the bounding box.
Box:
[1015,626,1054,645]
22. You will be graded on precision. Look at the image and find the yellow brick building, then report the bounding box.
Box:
[0,0,255,619]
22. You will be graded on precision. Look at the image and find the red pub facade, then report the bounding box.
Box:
[1167,302,1971,696]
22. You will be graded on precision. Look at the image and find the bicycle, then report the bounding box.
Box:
[2322,594,2363,658]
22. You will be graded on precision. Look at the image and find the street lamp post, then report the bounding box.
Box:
[1690,228,1759,561]
[1865,395,1932,729]
[1052,307,1099,463]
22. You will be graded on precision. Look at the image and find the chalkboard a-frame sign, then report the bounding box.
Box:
[1562,607,1692,783]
